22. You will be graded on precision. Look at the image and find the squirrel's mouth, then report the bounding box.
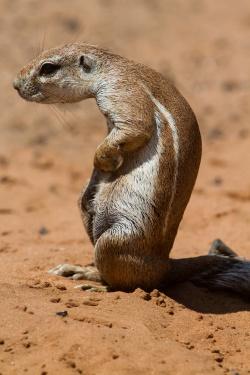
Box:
[16,90,47,103]
[29,93,49,103]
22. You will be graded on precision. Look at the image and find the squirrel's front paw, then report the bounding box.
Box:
[94,145,123,172]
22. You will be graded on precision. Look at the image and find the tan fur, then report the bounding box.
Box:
[14,43,250,296]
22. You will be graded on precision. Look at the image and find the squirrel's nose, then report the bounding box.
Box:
[13,79,20,91]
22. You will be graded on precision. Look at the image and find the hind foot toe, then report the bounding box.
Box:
[74,283,110,292]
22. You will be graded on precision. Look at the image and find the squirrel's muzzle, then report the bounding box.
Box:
[13,78,21,91]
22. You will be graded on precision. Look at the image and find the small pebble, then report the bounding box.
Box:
[212,176,223,186]
[208,128,223,141]
[67,360,76,368]
[0,208,13,214]
[215,356,224,363]
[133,288,151,301]
[65,301,79,308]
[23,342,31,348]
[39,226,49,236]
[55,284,67,291]
[41,281,51,288]
[206,333,214,339]
[4,347,13,352]
[1,231,11,236]
[159,292,167,298]
[82,299,99,306]
[221,79,239,91]
[150,289,160,298]
[50,297,61,303]
[56,311,68,317]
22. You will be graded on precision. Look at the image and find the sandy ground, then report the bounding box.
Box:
[1,0,250,374]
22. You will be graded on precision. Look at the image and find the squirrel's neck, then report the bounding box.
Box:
[94,80,116,118]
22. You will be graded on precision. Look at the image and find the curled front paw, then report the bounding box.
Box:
[94,146,123,172]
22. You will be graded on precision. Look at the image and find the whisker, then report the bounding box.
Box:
[48,105,64,130]
[57,106,79,133]
[54,105,77,133]
[42,82,83,134]
[40,30,47,54]
[51,105,75,133]
[48,105,63,130]
[35,35,42,57]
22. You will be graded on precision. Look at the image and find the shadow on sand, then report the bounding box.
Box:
[164,281,250,314]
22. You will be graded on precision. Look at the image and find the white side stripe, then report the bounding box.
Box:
[142,84,179,231]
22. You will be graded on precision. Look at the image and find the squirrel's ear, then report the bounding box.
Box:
[79,55,95,73]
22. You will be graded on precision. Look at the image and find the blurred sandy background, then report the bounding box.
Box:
[0,1,250,374]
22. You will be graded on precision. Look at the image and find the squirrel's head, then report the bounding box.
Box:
[13,43,109,104]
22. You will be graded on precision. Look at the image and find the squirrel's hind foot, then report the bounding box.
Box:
[209,239,245,260]
[48,263,101,282]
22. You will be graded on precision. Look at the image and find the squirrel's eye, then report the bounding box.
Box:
[39,63,61,76]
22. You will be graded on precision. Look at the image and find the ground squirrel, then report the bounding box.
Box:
[14,43,250,296]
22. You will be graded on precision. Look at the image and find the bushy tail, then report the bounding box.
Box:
[168,239,250,298]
